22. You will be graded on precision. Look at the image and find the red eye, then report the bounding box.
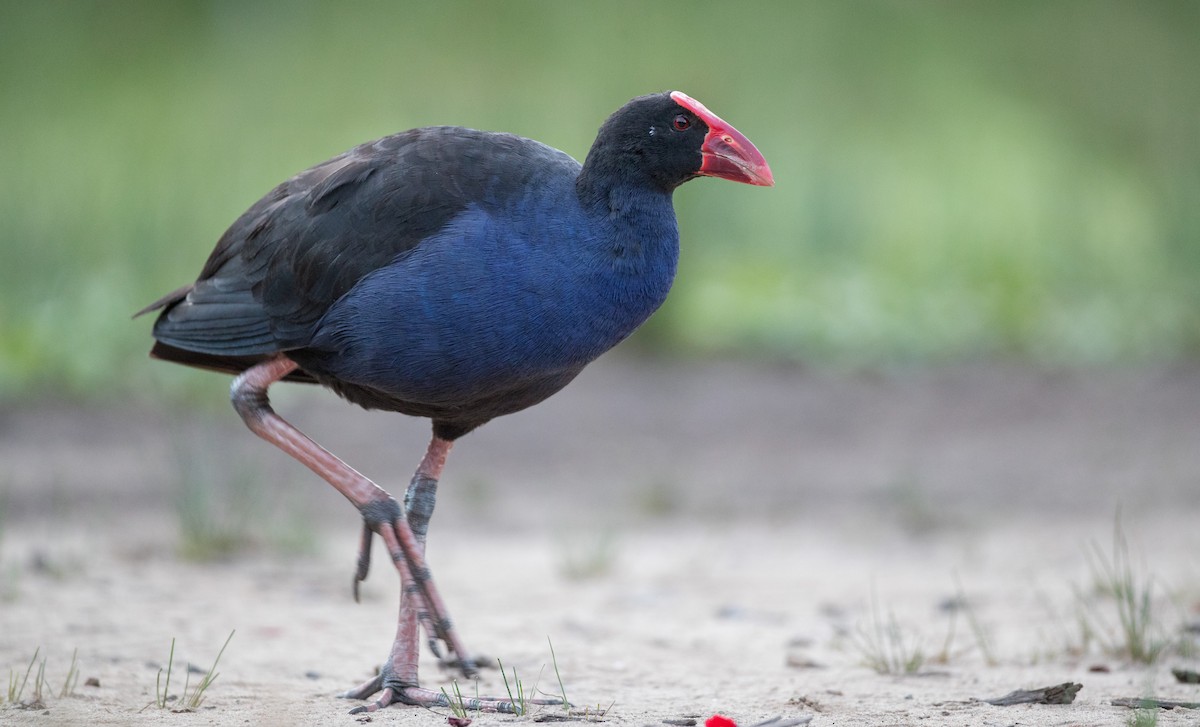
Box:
[672,114,691,131]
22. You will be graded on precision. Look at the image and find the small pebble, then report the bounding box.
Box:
[786,657,823,669]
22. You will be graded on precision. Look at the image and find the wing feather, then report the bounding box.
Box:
[144,126,580,374]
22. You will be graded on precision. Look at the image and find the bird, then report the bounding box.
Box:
[138,91,772,712]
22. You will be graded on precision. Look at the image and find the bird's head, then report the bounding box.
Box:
[586,91,774,192]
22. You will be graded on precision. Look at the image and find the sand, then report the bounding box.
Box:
[2,358,1198,725]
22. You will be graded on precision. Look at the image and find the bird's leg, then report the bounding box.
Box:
[406,436,448,547]
[341,436,563,713]
[229,357,475,678]
[231,358,562,712]
[351,442,448,601]
[351,440,447,656]
[345,436,507,711]
[343,437,451,707]
[403,437,449,658]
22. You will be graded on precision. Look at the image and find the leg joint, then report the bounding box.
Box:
[229,358,297,424]
[230,373,270,422]
[361,497,403,528]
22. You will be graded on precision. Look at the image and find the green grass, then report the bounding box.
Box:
[153,638,176,709]
[931,580,998,671]
[168,428,317,561]
[5,648,40,706]
[1127,704,1159,727]
[852,590,926,675]
[438,641,574,718]
[28,656,46,708]
[548,636,570,711]
[497,658,534,716]
[179,632,233,711]
[440,680,470,720]
[2,1,1199,403]
[1076,518,1172,663]
[3,647,79,709]
[952,575,997,667]
[152,631,234,712]
[556,530,618,581]
[174,467,261,561]
[58,649,79,699]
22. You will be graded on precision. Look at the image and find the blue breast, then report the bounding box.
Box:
[304,183,679,409]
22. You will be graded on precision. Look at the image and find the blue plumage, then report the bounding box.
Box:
[309,195,677,398]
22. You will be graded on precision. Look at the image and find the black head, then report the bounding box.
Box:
[581,91,773,193]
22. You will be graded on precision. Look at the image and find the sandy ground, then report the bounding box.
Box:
[2,357,1199,726]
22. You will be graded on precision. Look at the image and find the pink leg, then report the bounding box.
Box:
[230,357,561,712]
[340,436,560,713]
[340,438,454,710]
[230,361,474,680]
[400,438,453,662]
[351,439,450,656]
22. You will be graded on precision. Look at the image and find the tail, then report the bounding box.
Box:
[136,285,317,383]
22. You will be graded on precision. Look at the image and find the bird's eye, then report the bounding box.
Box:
[672,114,691,132]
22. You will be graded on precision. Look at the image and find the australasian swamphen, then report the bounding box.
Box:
[138,91,773,712]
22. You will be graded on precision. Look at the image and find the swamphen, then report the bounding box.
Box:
[139,91,772,712]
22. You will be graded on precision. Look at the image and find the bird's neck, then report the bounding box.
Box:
[588,184,678,270]
[575,159,679,266]
[567,174,680,352]
[576,143,676,209]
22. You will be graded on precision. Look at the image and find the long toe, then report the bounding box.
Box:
[338,681,561,719]
[402,686,564,713]
[338,671,385,701]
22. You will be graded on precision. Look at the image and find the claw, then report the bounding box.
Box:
[339,671,385,701]
[353,522,374,603]
[439,657,489,676]
[439,654,482,677]
[432,638,451,662]
[347,686,398,714]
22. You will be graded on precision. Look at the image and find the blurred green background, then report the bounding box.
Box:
[1,0,1197,403]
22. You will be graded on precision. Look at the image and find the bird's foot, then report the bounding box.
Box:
[339,663,564,714]
[355,497,479,676]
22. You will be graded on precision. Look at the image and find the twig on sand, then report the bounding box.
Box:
[983,682,1082,706]
[1112,697,1200,710]
[747,717,814,727]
